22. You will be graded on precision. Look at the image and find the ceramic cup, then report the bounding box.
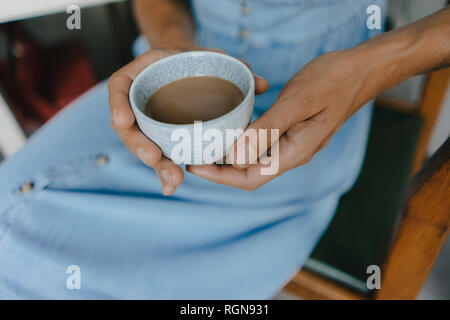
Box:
[129,51,255,165]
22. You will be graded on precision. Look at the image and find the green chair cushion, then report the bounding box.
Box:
[305,104,423,296]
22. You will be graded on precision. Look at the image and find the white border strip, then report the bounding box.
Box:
[0,0,126,23]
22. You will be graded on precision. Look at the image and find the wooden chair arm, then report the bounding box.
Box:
[284,269,365,300]
[376,137,450,299]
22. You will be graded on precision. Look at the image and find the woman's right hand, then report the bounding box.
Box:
[108,49,187,196]
[108,48,269,196]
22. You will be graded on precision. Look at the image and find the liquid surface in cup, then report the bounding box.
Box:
[145,76,244,124]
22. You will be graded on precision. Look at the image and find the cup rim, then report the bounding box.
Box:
[129,51,255,128]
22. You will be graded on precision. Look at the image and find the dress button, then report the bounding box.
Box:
[241,2,249,15]
[240,28,248,40]
[96,154,109,166]
[20,182,34,194]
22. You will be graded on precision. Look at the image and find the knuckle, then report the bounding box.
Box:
[242,182,257,192]
[110,116,117,130]
[107,72,118,89]
[298,153,314,166]
[254,118,275,132]
[321,139,331,150]
[120,134,133,151]
[146,148,162,166]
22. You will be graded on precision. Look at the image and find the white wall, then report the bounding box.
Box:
[0,0,125,23]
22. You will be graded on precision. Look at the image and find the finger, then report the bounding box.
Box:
[116,122,184,196]
[237,58,269,95]
[115,124,162,168]
[255,75,269,95]
[231,82,330,169]
[187,164,257,190]
[229,99,292,169]
[190,114,336,189]
[154,157,185,196]
[282,112,338,166]
[108,50,174,129]
[188,143,283,191]
[108,72,135,129]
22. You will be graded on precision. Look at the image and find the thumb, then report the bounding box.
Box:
[229,102,292,168]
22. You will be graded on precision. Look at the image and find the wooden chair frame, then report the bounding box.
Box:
[284,68,450,300]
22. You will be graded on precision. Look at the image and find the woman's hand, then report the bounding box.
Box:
[187,7,450,191]
[187,50,372,190]
[108,49,184,196]
[108,48,269,195]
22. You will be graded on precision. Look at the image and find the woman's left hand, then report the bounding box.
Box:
[187,49,373,190]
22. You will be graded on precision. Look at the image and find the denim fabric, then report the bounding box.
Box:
[0,0,386,299]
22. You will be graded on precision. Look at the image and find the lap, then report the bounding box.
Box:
[0,81,340,299]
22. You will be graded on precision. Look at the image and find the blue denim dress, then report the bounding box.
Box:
[0,0,385,299]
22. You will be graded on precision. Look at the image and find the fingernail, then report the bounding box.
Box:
[236,145,247,165]
[248,144,257,164]
[162,184,172,196]
[186,166,197,173]
[136,148,147,164]
[160,169,173,186]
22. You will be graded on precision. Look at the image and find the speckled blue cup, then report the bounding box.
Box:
[129,51,255,165]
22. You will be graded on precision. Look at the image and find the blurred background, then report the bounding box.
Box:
[0,0,448,299]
